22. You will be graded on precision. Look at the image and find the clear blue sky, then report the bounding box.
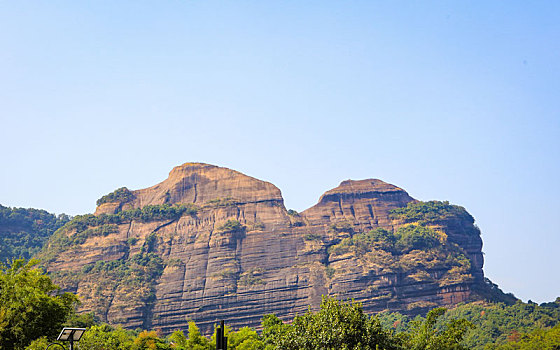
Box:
[1,1,558,303]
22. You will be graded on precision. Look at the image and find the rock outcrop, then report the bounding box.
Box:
[42,163,488,334]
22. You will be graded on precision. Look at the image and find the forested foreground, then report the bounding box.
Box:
[1,260,559,350]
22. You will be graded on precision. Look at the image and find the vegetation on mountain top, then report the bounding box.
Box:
[96,187,135,206]
[390,201,479,233]
[68,203,198,229]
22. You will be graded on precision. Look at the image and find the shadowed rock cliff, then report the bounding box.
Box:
[40,163,490,334]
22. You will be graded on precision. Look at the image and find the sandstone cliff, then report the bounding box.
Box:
[41,163,489,334]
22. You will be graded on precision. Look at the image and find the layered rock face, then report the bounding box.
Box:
[43,163,486,334]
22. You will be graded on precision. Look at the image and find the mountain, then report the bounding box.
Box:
[37,162,508,334]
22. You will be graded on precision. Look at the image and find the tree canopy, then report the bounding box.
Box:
[261,296,402,350]
[0,259,78,350]
[0,205,69,263]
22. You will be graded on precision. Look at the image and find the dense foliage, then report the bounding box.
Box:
[378,298,560,349]
[0,259,78,350]
[491,322,560,349]
[261,296,402,350]
[443,299,560,349]
[401,307,474,350]
[390,201,479,233]
[96,187,135,206]
[216,219,245,233]
[0,205,70,262]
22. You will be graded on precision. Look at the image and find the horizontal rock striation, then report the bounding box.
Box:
[43,163,488,334]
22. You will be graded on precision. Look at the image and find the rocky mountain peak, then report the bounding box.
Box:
[46,163,488,334]
[95,162,283,215]
[302,178,414,226]
[318,179,410,203]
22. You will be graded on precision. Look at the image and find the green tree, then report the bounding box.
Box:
[22,337,49,350]
[227,327,263,350]
[404,307,473,350]
[260,314,287,350]
[170,321,210,350]
[491,323,560,349]
[132,330,170,350]
[262,296,402,350]
[0,259,78,350]
[66,324,135,350]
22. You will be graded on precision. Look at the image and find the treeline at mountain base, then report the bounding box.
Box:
[1,260,559,350]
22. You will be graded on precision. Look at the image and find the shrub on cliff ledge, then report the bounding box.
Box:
[390,201,476,228]
[394,225,441,253]
[329,226,442,256]
[96,187,135,206]
[63,204,197,232]
[216,219,245,233]
[402,307,474,350]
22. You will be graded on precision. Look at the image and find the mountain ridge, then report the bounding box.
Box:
[35,162,502,334]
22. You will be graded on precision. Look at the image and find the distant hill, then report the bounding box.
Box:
[378,298,560,349]
[31,162,516,334]
[0,204,69,263]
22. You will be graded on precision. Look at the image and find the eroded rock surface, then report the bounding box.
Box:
[43,163,487,334]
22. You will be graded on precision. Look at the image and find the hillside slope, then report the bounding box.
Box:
[0,205,69,263]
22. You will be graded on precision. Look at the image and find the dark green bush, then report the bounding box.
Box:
[329,221,355,234]
[64,204,198,234]
[96,187,135,206]
[207,197,237,207]
[216,219,244,233]
[394,225,440,253]
[328,228,395,256]
[390,201,475,227]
